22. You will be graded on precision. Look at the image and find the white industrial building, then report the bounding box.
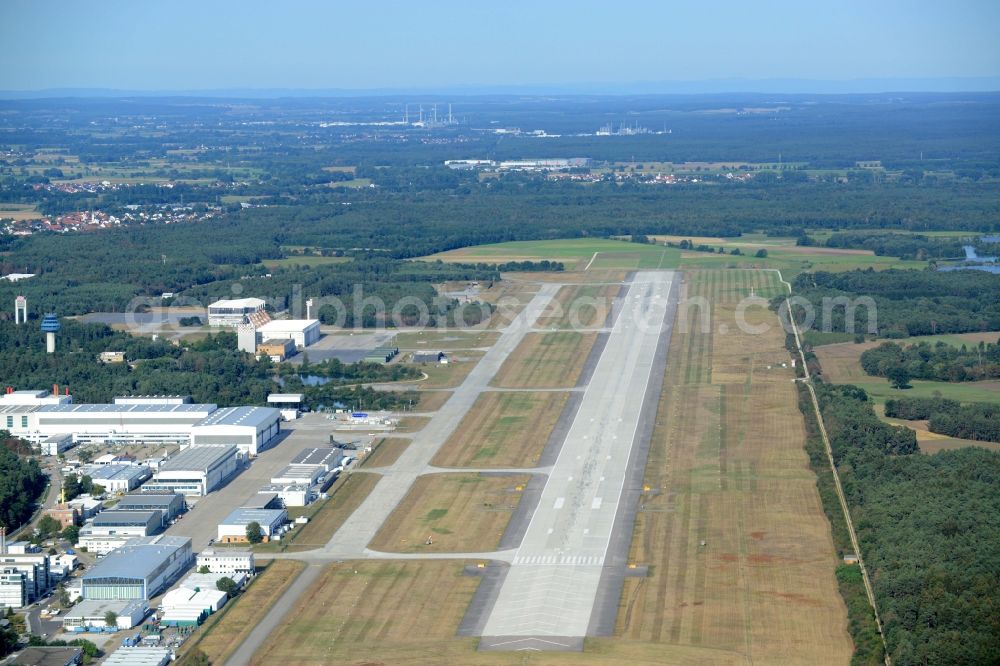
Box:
[270,464,323,487]
[217,508,286,543]
[78,511,163,556]
[207,298,266,327]
[1,388,72,406]
[62,599,147,632]
[257,483,313,507]
[144,446,239,496]
[289,447,343,473]
[115,493,186,526]
[113,395,192,406]
[103,646,172,666]
[189,406,281,457]
[9,403,217,444]
[196,548,254,576]
[84,464,152,494]
[39,433,74,456]
[2,391,283,454]
[0,553,50,604]
[0,568,27,609]
[81,536,193,601]
[256,319,321,349]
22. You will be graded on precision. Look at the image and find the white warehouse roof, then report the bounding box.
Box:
[208,298,265,309]
[257,319,319,334]
[159,445,238,473]
[194,406,280,429]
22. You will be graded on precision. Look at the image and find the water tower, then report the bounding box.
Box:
[40,313,60,353]
[14,296,27,325]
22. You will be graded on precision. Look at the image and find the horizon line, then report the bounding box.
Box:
[2,76,1000,100]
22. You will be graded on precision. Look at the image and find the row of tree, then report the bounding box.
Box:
[860,339,1000,384]
[812,382,1000,664]
[884,396,1000,443]
[791,268,1000,337]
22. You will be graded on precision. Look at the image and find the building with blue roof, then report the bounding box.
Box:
[81,536,192,601]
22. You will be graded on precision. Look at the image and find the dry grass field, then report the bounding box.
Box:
[250,560,483,666]
[616,269,852,664]
[395,330,501,349]
[369,473,530,554]
[412,389,452,411]
[432,391,569,467]
[535,284,620,328]
[413,351,484,388]
[254,559,759,666]
[362,437,412,468]
[283,473,381,551]
[395,415,431,432]
[491,331,598,388]
[186,559,306,664]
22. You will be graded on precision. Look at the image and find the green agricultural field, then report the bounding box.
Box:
[427,238,681,271]
[813,334,1000,405]
[262,255,353,268]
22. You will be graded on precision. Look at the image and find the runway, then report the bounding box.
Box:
[480,270,676,643]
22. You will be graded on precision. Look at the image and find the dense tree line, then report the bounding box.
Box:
[791,269,1000,337]
[818,231,970,260]
[815,383,918,463]
[885,397,1000,443]
[0,321,421,411]
[860,339,1000,383]
[0,438,47,531]
[813,383,1000,664]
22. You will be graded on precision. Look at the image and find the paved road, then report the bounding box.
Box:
[480,271,675,641]
[165,418,363,550]
[306,282,561,559]
[224,284,561,666]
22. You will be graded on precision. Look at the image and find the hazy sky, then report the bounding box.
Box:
[1,0,998,91]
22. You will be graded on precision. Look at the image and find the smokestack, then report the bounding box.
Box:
[53,383,58,396]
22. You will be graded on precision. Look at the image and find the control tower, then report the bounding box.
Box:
[40,313,60,353]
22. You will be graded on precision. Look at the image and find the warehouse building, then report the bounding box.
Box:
[62,599,147,632]
[113,395,192,406]
[1,388,72,406]
[256,319,321,349]
[364,346,399,364]
[16,403,217,444]
[270,464,323,486]
[257,483,313,507]
[78,511,163,555]
[217,508,286,543]
[289,447,343,473]
[81,536,192,601]
[189,406,281,457]
[257,338,296,362]
[103,646,172,666]
[207,298,266,327]
[39,433,74,456]
[84,464,152,494]
[196,548,254,576]
[1,392,284,454]
[144,446,239,496]
[115,493,185,526]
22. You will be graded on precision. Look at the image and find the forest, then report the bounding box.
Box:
[0,440,47,532]
[790,269,1000,337]
[814,230,983,260]
[813,383,1000,664]
[860,339,1000,382]
[0,321,420,410]
[884,396,1000,443]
